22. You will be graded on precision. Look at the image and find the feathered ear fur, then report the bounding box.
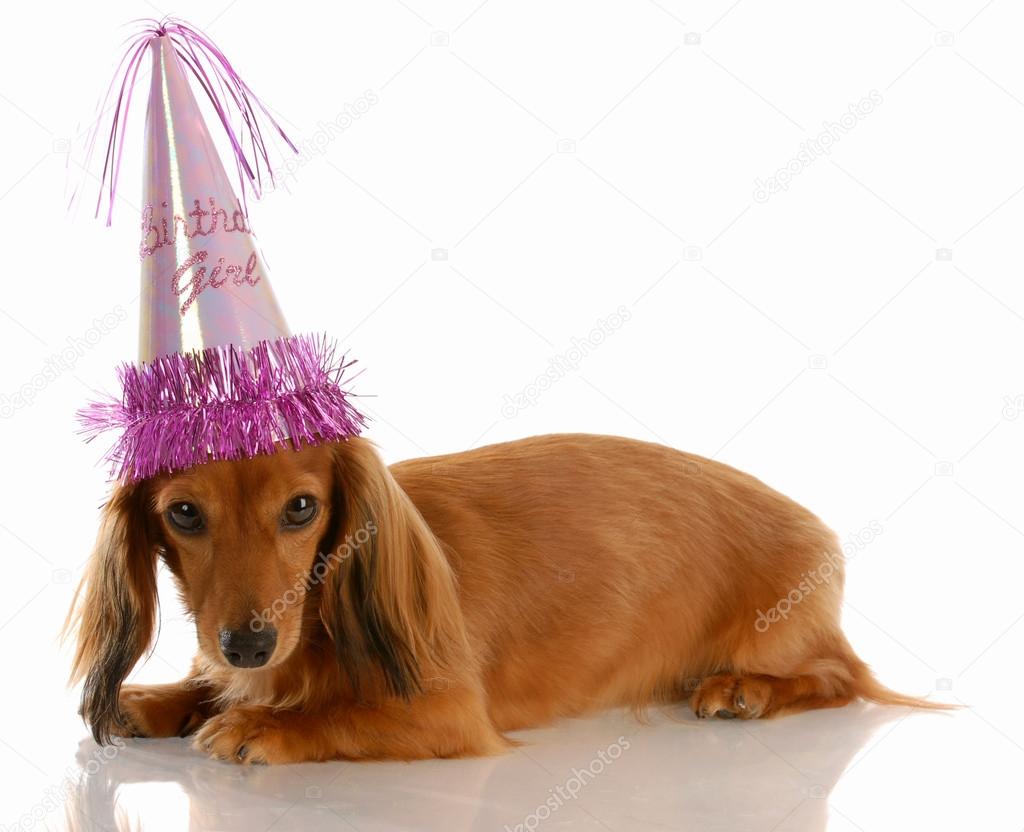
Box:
[319,439,467,700]
[65,483,159,743]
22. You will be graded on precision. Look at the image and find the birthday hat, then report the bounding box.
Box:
[78,19,365,482]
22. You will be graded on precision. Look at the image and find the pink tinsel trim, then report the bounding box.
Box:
[78,334,366,483]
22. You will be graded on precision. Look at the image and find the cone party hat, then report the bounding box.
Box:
[78,20,365,482]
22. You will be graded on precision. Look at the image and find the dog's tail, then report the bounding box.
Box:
[842,641,956,711]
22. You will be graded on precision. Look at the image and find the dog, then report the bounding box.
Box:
[67,433,941,763]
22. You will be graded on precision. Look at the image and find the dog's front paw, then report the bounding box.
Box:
[193,705,307,764]
[114,683,210,738]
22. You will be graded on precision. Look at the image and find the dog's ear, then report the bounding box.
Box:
[66,482,159,743]
[319,439,466,700]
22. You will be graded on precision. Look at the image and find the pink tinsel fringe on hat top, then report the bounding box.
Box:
[80,17,298,226]
[75,18,366,483]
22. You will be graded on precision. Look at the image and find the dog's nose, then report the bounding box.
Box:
[219,627,277,668]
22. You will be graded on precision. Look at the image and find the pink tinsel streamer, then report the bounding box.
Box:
[75,17,297,225]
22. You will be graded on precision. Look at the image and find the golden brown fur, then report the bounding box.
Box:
[67,434,942,763]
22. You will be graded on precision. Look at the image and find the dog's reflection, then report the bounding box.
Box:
[63,703,913,832]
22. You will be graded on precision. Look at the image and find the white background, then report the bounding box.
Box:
[1,0,1023,830]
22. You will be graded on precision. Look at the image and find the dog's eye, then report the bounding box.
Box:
[167,502,204,533]
[282,495,318,528]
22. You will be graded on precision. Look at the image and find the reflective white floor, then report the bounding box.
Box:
[4,697,1019,831]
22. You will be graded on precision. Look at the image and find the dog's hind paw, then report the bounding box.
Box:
[691,674,773,720]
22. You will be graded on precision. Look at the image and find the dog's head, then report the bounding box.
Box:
[67,438,463,743]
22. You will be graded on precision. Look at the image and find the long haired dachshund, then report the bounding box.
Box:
[67,434,940,763]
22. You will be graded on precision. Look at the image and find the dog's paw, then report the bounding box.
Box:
[193,705,304,765]
[691,674,773,720]
[114,684,209,738]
